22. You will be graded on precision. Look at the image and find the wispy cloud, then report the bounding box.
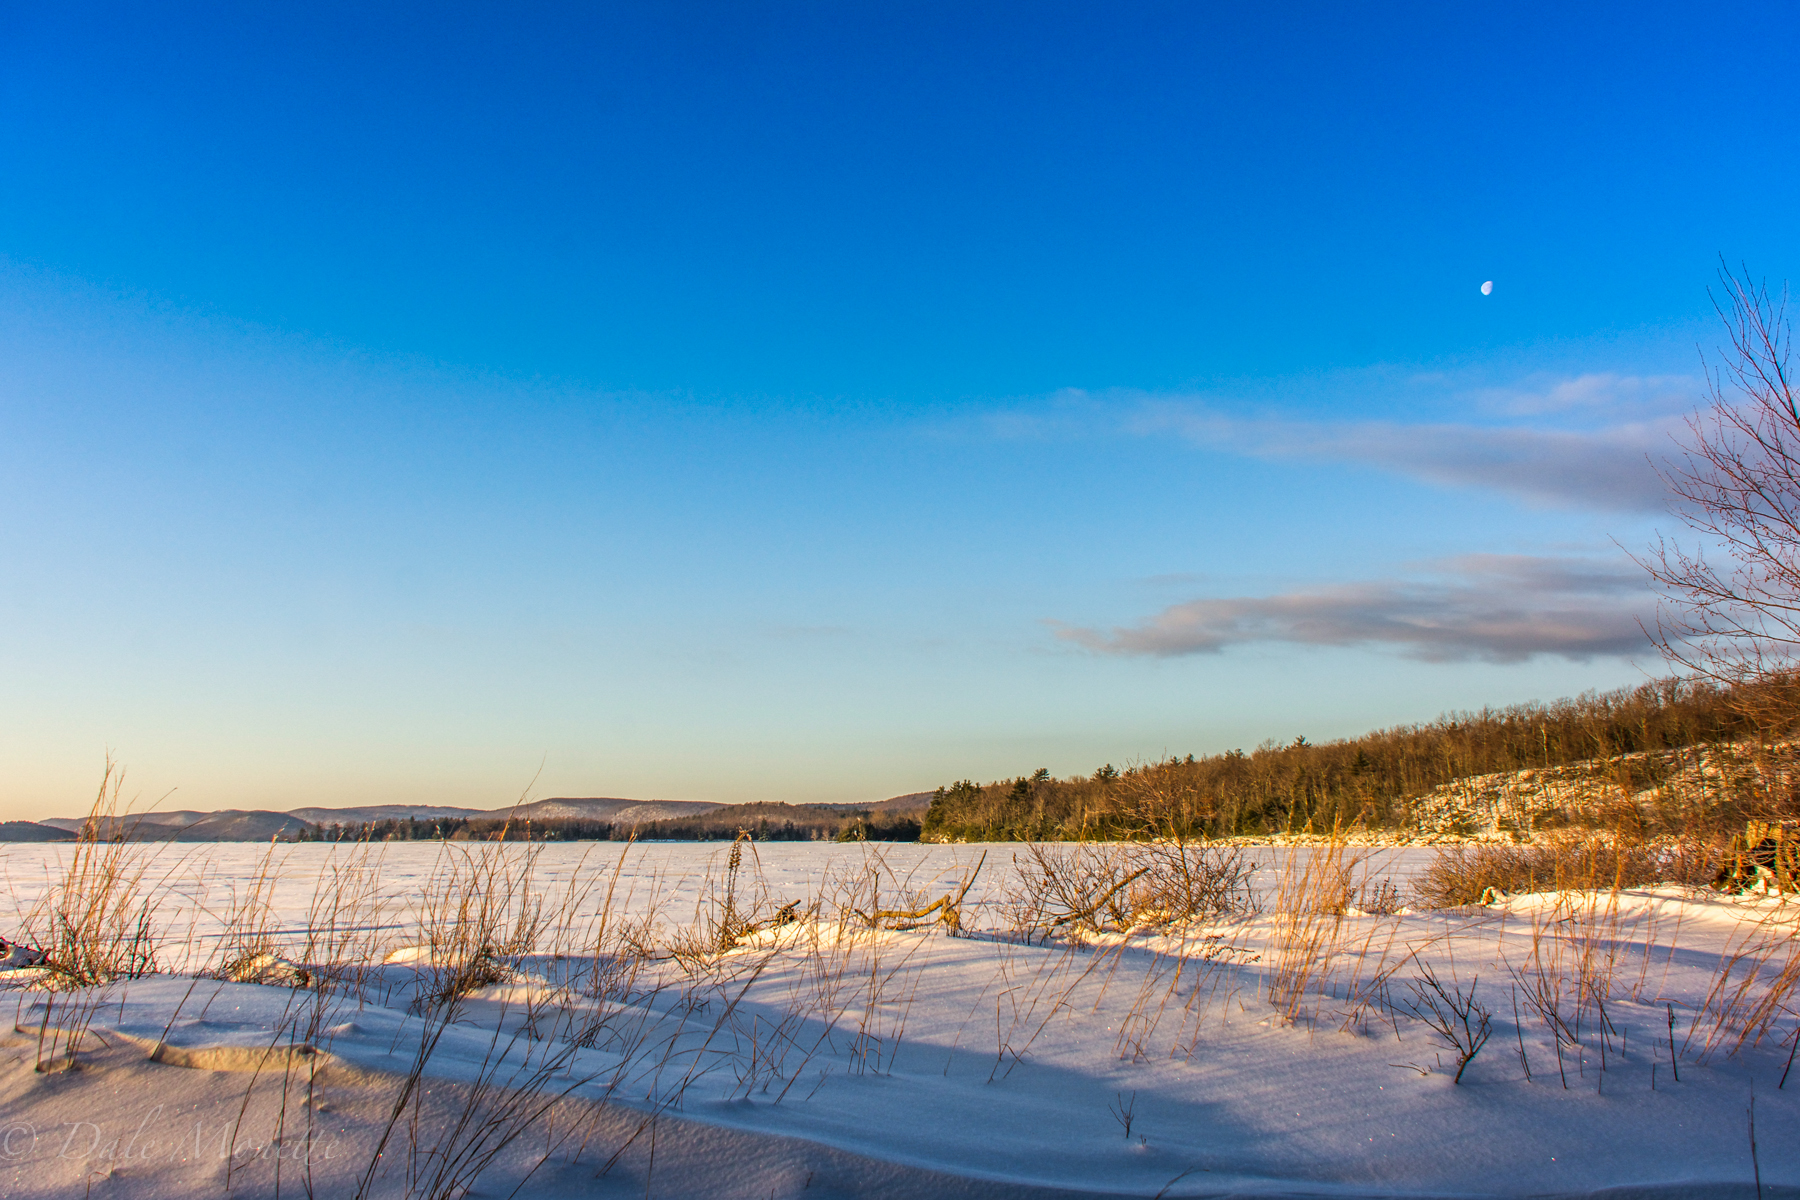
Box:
[1133,403,1681,512]
[1053,554,1654,663]
[985,372,1704,512]
[1467,372,1700,419]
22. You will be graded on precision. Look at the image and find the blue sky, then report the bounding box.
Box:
[1,3,1796,817]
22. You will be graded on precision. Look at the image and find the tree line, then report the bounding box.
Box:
[284,677,1786,846]
[294,802,923,843]
[921,677,1774,842]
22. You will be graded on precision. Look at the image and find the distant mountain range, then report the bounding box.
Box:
[15,792,931,841]
[282,797,725,826]
[0,820,77,842]
[35,810,321,841]
[867,791,933,813]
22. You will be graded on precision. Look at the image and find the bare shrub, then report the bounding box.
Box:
[1414,844,1539,908]
[1108,1090,1138,1139]
[1355,878,1404,915]
[1413,836,1669,908]
[1663,832,1739,890]
[827,841,932,931]
[854,849,987,934]
[1006,841,1256,938]
[1401,964,1493,1083]
[1128,842,1258,928]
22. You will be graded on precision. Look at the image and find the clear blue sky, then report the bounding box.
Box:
[1,3,1795,817]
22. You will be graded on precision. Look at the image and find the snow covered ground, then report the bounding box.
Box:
[0,841,1437,970]
[1,840,1797,1198]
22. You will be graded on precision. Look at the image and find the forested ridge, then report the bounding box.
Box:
[298,801,921,844]
[287,678,1778,845]
[921,677,1772,841]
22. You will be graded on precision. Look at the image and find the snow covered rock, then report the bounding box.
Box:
[220,951,311,987]
[0,937,46,970]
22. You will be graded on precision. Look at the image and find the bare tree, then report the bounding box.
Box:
[1643,264,1800,733]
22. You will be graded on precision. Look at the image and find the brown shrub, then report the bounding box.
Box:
[1413,836,1672,908]
[1006,841,1257,937]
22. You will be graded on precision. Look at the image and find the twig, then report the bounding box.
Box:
[1510,984,1531,1082]
[1749,1081,1762,1200]
[1667,1003,1680,1083]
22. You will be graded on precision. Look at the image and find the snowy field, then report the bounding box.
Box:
[2,839,1797,1199]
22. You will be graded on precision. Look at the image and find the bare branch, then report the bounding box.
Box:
[1640,262,1800,729]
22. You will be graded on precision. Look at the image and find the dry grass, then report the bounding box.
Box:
[1682,906,1800,1059]
[695,843,955,1096]
[204,842,294,983]
[980,936,1111,1081]
[663,833,784,969]
[23,760,164,989]
[352,989,646,1200]
[1328,912,1417,1035]
[296,841,390,994]
[1413,834,1695,909]
[1113,925,1265,1061]
[1265,839,1362,1023]
[15,761,175,1070]
[1500,885,1640,1088]
[342,838,685,1199]
[406,840,552,1010]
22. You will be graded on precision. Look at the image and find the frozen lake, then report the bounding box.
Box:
[4,836,1796,1199]
[0,839,1439,969]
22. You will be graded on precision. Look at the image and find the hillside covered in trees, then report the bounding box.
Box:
[921,678,1780,842]
[300,801,922,844]
[286,678,1787,845]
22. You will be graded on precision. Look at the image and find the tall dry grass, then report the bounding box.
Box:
[1264,839,1363,1024]
[15,761,181,1069]
[1682,906,1800,1060]
[23,760,165,988]
[405,839,553,1010]
[204,841,292,982]
[297,841,390,994]
[1413,830,1735,910]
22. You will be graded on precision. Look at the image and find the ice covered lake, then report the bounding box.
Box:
[1,838,1795,1199]
[0,839,1442,968]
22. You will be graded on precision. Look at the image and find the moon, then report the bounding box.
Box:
[1480,280,1494,296]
